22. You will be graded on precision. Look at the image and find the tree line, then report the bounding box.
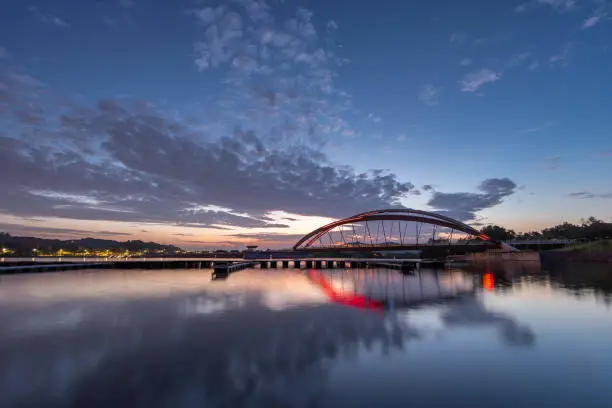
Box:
[0,232,181,256]
[480,217,612,242]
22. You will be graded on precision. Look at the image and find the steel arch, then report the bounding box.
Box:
[293,208,494,250]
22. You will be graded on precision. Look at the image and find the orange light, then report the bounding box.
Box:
[483,273,495,291]
[307,270,383,310]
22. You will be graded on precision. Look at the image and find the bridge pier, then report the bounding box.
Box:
[294,260,301,268]
[270,261,277,269]
[282,260,289,268]
[305,260,313,269]
[260,261,267,269]
[315,260,322,269]
[337,261,345,268]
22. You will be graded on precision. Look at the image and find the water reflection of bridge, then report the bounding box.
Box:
[306,269,475,310]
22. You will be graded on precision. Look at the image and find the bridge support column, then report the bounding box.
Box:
[315,260,322,269]
[260,261,267,269]
[305,260,313,269]
[270,261,277,268]
[282,261,289,268]
[294,260,301,268]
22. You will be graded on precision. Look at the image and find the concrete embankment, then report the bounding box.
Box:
[468,251,540,262]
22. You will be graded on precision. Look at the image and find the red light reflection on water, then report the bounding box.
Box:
[307,270,383,310]
[483,273,495,291]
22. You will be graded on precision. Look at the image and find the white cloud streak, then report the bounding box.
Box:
[518,121,555,133]
[419,84,442,106]
[27,6,70,28]
[516,0,577,13]
[459,69,501,92]
[582,9,608,29]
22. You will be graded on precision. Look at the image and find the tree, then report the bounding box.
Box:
[480,225,516,242]
[515,231,542,240]
[581,217,612,241]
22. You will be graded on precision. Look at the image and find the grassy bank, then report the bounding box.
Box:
[554,240,612,253]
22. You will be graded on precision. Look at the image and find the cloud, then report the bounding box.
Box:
[367,112,382,123]
[549,43,573,67]
[228,232,305,246]
[516,0,577,13]
[27,6,70,28]
[509,52,531,67]
[459,69,501,92]
[419,84,442,106]
[460,58,472,66]
[190,0,356,146]
[528,62,540,70]
[567,191,612,199]
[0,67,414,229]
[119,0,135,8]
[442,297,535,346]
[518,121,555,133]
[326,20,338,30]
[427,178,517,221]
[544,155,561,170]
[449,32,466,45]
[0,285,418,407]
[596,151,612,158]
[0,222,131,239]
[0,1,417,237]
[583,15,603,28]
[549,53,566,65]
[582,7,608,29]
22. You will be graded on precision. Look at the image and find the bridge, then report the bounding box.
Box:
[505,239,573,251]
[293,208,503,256]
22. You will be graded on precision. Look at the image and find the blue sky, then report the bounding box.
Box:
[0,0,611,248]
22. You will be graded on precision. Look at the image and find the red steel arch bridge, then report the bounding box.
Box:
[293,209,504,255]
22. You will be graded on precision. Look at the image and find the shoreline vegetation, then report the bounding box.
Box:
[539,240,612,263]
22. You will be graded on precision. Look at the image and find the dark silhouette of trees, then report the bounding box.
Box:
[482,217,612,242]
[480,225,516,241]
[0,233,180,256]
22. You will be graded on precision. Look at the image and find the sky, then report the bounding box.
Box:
[1,0,611,249]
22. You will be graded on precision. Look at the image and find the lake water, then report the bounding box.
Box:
[1,262,611,407]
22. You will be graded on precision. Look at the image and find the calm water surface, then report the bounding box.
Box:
[1,262,611,407]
